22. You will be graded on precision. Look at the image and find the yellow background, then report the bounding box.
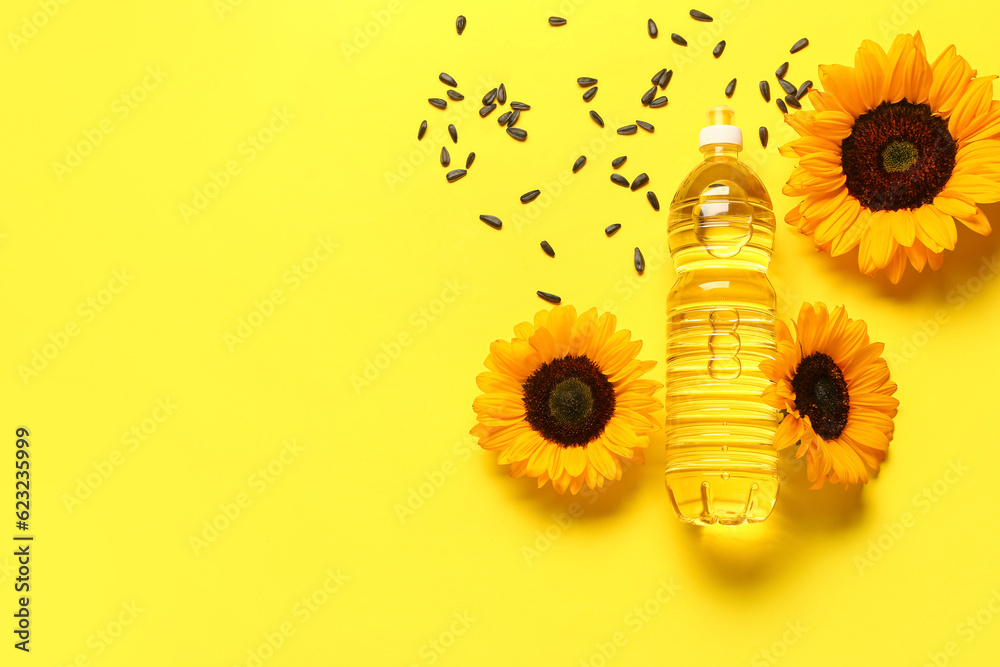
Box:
[3,0,1000,665]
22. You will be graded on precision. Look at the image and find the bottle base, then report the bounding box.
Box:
[665,470,778,526]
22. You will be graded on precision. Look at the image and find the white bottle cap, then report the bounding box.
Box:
[698,105,743,148]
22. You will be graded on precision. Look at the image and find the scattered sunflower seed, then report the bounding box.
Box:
[759,126,768,148]
[605,223,622,236]
[713,40,726,58]
[630,172,649,190]
[636,120,654,132]
[648,19,658,38]
[671,33,687,46]
[583,86,598,102]
[641,86,657,106]
[429,98,447,109]
[573,156,587,173]
[650,96,668,108]
[507,108,520,126]
[479,214,502,229]
[611,173,630,187]
[784,94,802,109]
[498,110,512,125]
[778,78,796,95]
[448,124,458,143]
[617,124,638,135]
[775,61,789,78]
[796,80,813,100]
[511,101,530,110]
[446,90,464,101]
[578,77,598,86]
[590,110,605,127]
[466,152,476,168]
[651,68,667,85]
[725,78,737,98]
[634,247,645,274]
[507,127,527,141]
[612,156,627,168]
[690,9,713,21]
[540,241,555,257]
[647,191,660,211]
[759,80,771,102]
[521,190,541,203]
[456,15,466,35]
[479,103,497,117]
[483,88,498,105]
[790,38,809,54]
[418,120,427,140]
[440,147,450,167]
[537,291,561,304]
[658,69,673,88]
[776,98,788,113]
[439,72,457,87]
[497,84,507,105]
[549,16,566,26]
[446,169,467,182]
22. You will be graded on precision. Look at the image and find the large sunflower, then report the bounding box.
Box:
[760,303,898,489]
[471,306,662,494]
[782,32,1000,283]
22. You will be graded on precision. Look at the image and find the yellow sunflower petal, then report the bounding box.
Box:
[949,76,998,142]
[914,204,957,252]
[774,415,805,450]
[929,44,975,118]
[886,208,916,247]
[854,39,889,110]
[817,63,867,117]
[945,174,1000,202]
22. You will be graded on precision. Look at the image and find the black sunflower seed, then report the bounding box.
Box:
[537,291,561,304]
[641,86,657,106]
[658,69,673,88]
[549,16,566,26]
[671,33,687,46]
[634,247,645,274]
[775,61,789,78]
[479,103,496,117]
[497,83,507,105]
[776,98,788,113]
[578,77,598,87]
[479,214,502,229]
[796,80,813,100]
[456,15,466,35]
[440,147,450,167]
[418,120,427,140]
[439,72,457,87]
[647,191,660,211]
[483,88,497,105]
[429,98,447,109]
[466,152,476,168]
[759,80,771,102]
[778,78,796,95]
[605,223,622,236]
[790,38,809,54]
[630,172,649,190]
[521,189,541,203]
[507,127,527,141]
[725,78,737,98]
[636,120,654,132]
[583,86,598,102]
[650,96,668,108]
[511,101,530,110]
[540,241,555,257]
[446,90,464,101]
[611,173,630,187]
[784,94,802,109]
[446,169,467,182]
[759,126,768,148]
[713,40,726,58]
[498,110,512,125]
[573,156,587,173]
[612,156,627,168]
[648,18,658,38]
[507,108,520,126]
[690,9,713,21]
[590,110,605,127]
[617,124,638,135]
[448,124,458,143]
[651,68,666,85]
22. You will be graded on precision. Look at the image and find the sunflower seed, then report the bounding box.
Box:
[578,77,598,86]
[690,9,713,21]
[521,189,541,203]
[498,110,512,125]
[429,98,447,109]
[775,61,789,78]
[497,83,507,105]
[796,80,813,100]
[456,15,466,35]
[650,96,668,108]
[446,90,464,101]
[634,247,645,274]
[648,18,658,38]
[713,40,726,58]
[590,110,605,127]
[605,223,622,236]
[507,127,527,141]
[479,103,496,117]
[483,88,498,105]
[641,86,657,106]
[479,214,502,229]
[537,291,561,304]
[446,169,467,182]
[540,240,555,257]
[759,126,768,148]
[418,120,427,140]
[510,101,530,110]
[776,98,788,113]
[636,120,654,132]
[759,80,771,102]
[611,173,630,187]
[448,124,458,143]
[671,33,687,46]
[612,156,627,169]
[790,38,809,54]
[784,94,802,109]
[440,146,450,167]
[617,124,638,135]
[583,86,598,101]
[630,172,649,190]
[725,78,737,98]
[573,155,587,173]
[778,78,796,95]
[647,191,660,211]
[466,152,476,168]
[549,16,566,26]
[507,108,520,126]
[658,69,673,88]
[651,69,666,85]
[439,72,457,87]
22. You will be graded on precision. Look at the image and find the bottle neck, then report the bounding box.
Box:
[700,143,741,161]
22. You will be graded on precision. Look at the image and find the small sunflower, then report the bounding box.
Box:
[782,32,1000,283]
[471,306,663,494]
[760,303,898,489]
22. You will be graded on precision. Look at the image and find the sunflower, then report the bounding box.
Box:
[760,303,898,489]
[781,32,1000,283]
[471,305,663,494]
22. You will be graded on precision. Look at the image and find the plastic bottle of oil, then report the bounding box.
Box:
[664,106,779,525]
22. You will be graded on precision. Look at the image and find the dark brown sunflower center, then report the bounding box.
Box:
[840,100,956,211]
[790,352,850,441]
[522,355,615,447]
